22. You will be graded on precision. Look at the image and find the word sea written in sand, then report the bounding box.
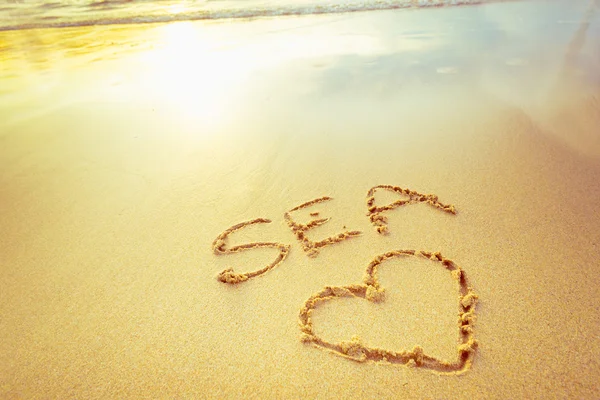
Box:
[211,185,478,375]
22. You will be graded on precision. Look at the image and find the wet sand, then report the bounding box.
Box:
[1,1,600,398]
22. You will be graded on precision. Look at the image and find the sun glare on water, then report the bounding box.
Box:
[138,22,249,124]
[168,3,187,14]
[132,17,407,127]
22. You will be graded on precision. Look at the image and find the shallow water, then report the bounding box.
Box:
[1,0,503,30]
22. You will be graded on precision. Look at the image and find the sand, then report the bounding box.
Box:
[1,0,600,398]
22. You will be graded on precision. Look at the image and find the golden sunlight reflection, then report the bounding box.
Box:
[138,22,249,124]
[133,18,402,126]
[168,3,187,14]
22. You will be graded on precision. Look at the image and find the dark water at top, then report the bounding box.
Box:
[0,0,500,31]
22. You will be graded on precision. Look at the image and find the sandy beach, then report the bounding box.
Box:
[1,1,600,398]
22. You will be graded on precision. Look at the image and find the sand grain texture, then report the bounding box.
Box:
[1,1,600,398]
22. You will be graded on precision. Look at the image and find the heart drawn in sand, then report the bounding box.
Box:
[299,250,478,375]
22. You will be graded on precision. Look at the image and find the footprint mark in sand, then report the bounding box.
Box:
[299,250,478,374]
[212,218,290,284]
[366,185,456,234]
[285,196,362,257]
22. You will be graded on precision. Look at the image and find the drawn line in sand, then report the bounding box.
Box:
[212,218,290,284]
[299,250,478,374]
[366,185,456,234]
[285,196,362,257]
